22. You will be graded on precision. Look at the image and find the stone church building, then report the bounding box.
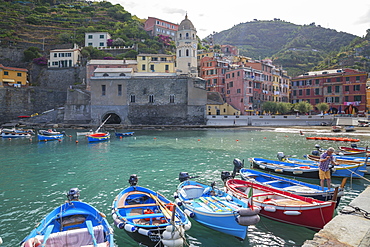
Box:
[64,15,207,126]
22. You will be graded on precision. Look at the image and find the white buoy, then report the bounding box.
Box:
[0,237,3,244]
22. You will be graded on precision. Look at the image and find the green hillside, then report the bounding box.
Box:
[211,20,361,76]
[0,0,175,59]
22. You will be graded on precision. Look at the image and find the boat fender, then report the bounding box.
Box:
[162,229,183,240]
[263,206,276,212]
[173,192,178,199]
[161,238,184,247]
[337,191,344,197]
[138,228,153,236]
[184,221,192,231]
[259,164,266,169]
[274,168,283,173]
[283,211,301,216]
[175,198,182,206]
[124,223,137,232]
[24,237,41,247]
[113,218,125,229]
[238,207,260,216]
[237,214,260,226]
[184,209,195,218]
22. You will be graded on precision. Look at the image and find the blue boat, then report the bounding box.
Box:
[20,188,114,247]
[112,175,191,247]
[174,172,260,240]
[285,157,366,178]
[115,131,135,137]
[239,168,343,202]
[87,132,110,142]
[250,157,320,178]
[306,154,370,175]
[37,134,64,141]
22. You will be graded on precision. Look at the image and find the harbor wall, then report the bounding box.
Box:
[303,185,370,247]
[206,115,337,126]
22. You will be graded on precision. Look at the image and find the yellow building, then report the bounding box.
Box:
[0,64,28,87]
[207,92,240,115]
[137,54,176,73]
[366,77,370,113]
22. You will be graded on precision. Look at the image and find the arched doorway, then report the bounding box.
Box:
[102,113,121,124]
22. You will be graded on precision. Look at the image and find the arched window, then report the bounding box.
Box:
[103,73,109,77]
[179,50,182,57]
[179,33,182,39]
[186,33,189,38]
[186,49,189,56]
[119,73,126,76]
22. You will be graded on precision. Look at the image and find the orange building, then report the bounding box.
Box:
[0,64,28,87]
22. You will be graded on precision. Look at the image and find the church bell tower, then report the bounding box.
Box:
[176,14,198,77]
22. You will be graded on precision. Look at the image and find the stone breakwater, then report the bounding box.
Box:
[303,186,370,247]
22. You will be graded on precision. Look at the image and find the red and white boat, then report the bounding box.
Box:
[225,179,337,231]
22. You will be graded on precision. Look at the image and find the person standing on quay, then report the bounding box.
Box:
[319,147,338,191]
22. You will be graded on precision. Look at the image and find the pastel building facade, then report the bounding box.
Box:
[85,32,111,48]
[144,17,178,39]
[291,68,368,114]
[0,64,28,87]
[48,45,81,68]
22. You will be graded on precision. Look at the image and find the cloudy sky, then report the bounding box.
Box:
[109,0,370,39]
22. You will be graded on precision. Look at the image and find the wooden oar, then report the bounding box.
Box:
[149,193,176,222]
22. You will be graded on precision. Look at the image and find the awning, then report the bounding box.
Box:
[2,79,15,83]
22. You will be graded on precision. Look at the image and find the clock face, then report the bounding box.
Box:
[193,44,197,49]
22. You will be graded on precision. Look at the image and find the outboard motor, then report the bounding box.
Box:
[179,172,190,182]
[67,188,80,201]
[314,144,321,150]
[232,158,244,177]
[351,144,358,148]
[311,150,320,156]
[128,174,138,186]
[221,171,232,182]
[277,152,286,161]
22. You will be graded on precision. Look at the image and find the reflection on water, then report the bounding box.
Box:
[0,128,369,246]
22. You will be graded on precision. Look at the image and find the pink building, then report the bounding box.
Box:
[144,17,179,40]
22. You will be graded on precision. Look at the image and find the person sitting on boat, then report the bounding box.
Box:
[319,147,338,191]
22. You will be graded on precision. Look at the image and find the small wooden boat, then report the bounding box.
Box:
[306,154,370,174]
[332,126,342,132]
[338,146,370,154]
[1,132,32,138]
[112,175,191,247]
[225,179,337,231]
[174,172,259,240]
[87,116,111,142]
[239,168,344,202]
[1,128,34,134]
[344,126,356,132]
[87,132,110,142]
[20,188,114,247]
[38,134,64,141]
[250,157,320,178]
[285,157,366,178]
[76,130,94,136]
[115,131,135,137]
[38,129,61,136]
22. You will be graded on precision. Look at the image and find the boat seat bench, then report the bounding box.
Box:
[124,213,165,220]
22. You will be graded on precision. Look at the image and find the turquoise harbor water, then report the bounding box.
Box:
[0,128,369,246]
